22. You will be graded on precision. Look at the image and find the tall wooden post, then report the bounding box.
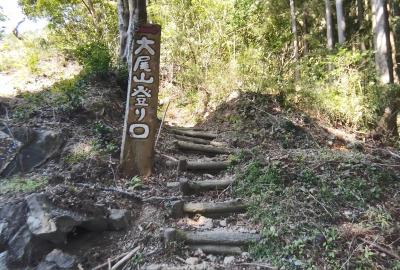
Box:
[120,24,161,177]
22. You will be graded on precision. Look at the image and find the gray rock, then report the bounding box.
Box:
[0,131,22,175]
[46,249,76,269]
[0,251,8,269]
[0,201,27,251]
[36,249,76,270]
[80,217,109,232]
[6,224,52,267]
[223,256,235,265]
[3,193,127,269]
[26,193,127,243]
[26,194,79,244]
[107,209,129,231]
[1,128,64,177]
[206,254,217,262]
[186,257,200,265]
[219,219,227,227]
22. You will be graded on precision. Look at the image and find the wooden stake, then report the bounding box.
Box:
[120,24,162,177]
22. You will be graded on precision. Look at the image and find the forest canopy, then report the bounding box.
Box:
[16,0,400,138]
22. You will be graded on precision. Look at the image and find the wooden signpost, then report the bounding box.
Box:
[120,24,161,177]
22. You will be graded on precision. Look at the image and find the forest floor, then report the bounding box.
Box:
[1,71,400,270]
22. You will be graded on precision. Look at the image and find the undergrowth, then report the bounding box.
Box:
[13,74,89,120]
[0,176,48,194]
[235,154,400,269]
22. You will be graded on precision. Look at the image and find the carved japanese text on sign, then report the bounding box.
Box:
[120,24,161,177]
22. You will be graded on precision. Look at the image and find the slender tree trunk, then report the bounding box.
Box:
[325,0,334,50]
[390,0,400,80]
[372,0,394,84]
[302,3,309,55]
[371,0,398,137]
[336,0,346,44]
[290,0,299,60]
[118,0,130,59]
[357,0,367,50]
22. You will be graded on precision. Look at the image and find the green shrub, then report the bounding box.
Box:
[26,50,40,73]
[74,42,111,75]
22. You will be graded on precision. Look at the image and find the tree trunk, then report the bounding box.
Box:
[302,3,309,55]
[372,0,394,84]
[336,0,346,44]
[390,0,400,80]
[325,0,334,50]
[357,0,367,50]
[117,0,130,59]
[290,0,299,60]
[371,0,398,137]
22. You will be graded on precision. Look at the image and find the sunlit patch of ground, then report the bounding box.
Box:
[0,58,81,97]
[0,34,81,97]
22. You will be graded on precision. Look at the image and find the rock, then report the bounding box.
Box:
[219,220,227,227]
[2,193,127,269]
[6,224,52,267]
[206,254,217,262]
[223,256,235,265]
[186,257,201,265]
[26,194,79,244]
[0,131,22,176]
[241,252,251,260]
[80,218,108,232]
[107,209,129,231]
[0,201,27,251]
[1,128,64,177]
[193,248,205,258]
[36,249,77,270]
[26,193,120,244]
[0,252,8,269]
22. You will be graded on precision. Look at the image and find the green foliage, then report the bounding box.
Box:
[74,42,111,75]
[26,50,40,73]
[128,176,143,190]
[92,121,118,155]
[234,155,400,269]
[0,176,48,194]
[19,0,118,74]
[0,6,6,39]
[13,74,87,120]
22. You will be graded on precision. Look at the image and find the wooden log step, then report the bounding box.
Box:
[165,160,230,172]
[174,135,211,145]
[163,228,260,246]
[170,127,206,131]
[166,199,247,218]
[189,245,242,255]
[184,199,246,215]
[175,141,232,155]
[172,129,218,140]
[143,263,216,270]
[173,179,234,195]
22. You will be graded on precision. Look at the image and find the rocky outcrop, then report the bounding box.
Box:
[0,193,131,269]
[0,127,65,177]
[35,249,77,270]
[0,131,22,175]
